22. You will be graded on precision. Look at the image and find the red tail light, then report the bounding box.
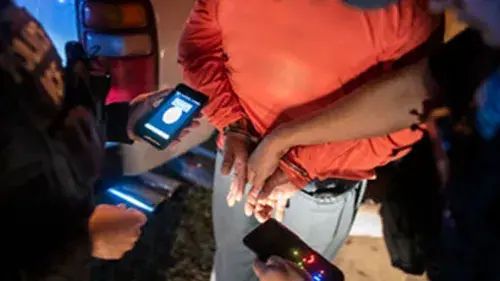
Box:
[77,0,158,103]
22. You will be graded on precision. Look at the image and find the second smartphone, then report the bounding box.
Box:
[133,84,208,150]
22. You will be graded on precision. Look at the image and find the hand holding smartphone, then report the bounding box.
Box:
[130,84,208,150]
[244,219,344,281]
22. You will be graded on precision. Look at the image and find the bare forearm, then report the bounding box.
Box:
[276,59,432,147]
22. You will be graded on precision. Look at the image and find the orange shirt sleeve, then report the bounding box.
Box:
[178,0,247,131]
[282,129,424,187]
[281,10,438,187]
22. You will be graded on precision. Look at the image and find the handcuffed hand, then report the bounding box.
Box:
[245,168,300,222]
[245,127,298,220]
[222,132,253,207]
[247,130,291,193]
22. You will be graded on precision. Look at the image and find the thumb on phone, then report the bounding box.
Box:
[253,259,268,278]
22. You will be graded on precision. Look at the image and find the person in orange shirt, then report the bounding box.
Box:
[178,0,439,280]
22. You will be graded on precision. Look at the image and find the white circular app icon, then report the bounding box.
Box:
[162,106,183,124]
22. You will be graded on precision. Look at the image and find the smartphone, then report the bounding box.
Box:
[133,84,208,150]
[243,219,344,281]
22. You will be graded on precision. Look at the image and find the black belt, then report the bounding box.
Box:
[303,178,360,196]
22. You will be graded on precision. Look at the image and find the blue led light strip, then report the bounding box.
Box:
[107,188,154,213]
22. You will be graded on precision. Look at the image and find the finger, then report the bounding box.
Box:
[246,168,267,215]
[233,158,247,202]
[227,180,237,207]
[190,120,201,128]
[178,129,191,139]
[251,176,266,199]
[130,88,171,106]
[274,197,288,222]
[127,129,142,142]
[117,204,126,210]
[130,210,148,226]
[130,92,154,106]
[244,194,257,217]
[246,190,273,218]
[245,189,258,217]
[254,194,276,222]
[126,209,148,227]
[255,205,274,223]
[128,89,171,140]
[220,149,235,176]
[227,158,247,206]
[116,241,135,253]
[248,153,274,195]
[267,256,287,267]
[169,139,181,147]
[254,199,272,215]
[258,169,288,201]
[117,235,138,248]
[247,168,256,187]
[253,259,267,278]
[125,231,141,244]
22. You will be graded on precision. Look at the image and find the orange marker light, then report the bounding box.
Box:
[84,2,147,29]
[121,3,147,27]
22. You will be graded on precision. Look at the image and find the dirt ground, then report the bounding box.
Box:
[333,203,428,281]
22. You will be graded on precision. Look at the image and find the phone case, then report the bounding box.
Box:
[133,84,208,150]
[243,219,345,281]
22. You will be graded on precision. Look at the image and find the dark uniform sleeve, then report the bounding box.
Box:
[105,102,134,144]
[0,2,94,279]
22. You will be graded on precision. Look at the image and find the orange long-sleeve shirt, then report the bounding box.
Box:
[179,0,436,186]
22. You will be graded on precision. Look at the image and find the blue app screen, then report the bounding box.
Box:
[143,91,200,141]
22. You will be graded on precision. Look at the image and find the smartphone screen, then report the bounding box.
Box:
[134,84,208,150]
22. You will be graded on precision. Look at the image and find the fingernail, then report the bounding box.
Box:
[227,191,237,207]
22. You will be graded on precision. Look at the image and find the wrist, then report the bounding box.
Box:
[224,118,260,143]
[270,123,298,152]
